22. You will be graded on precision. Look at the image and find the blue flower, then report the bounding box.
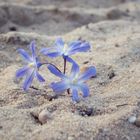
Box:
[48,62,96,102]
[16,41,45,91]
[40,38,91,60]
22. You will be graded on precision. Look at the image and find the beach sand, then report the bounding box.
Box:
[0,0,140,139]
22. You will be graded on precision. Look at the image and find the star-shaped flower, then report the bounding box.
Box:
[40,38,91,61]
[16,41,45,91]
[48,62,96,102]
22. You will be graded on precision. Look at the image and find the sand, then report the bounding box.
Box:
[0,0,140,140]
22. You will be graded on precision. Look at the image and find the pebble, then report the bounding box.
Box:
[77,106,94,116]
[68,136,75,140]
[108,70,115,79]
[38,109,52,124]
[128,116,136,124]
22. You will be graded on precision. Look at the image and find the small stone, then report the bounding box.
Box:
[38,109,52,124]
[108,70,115,79]
[68,136,74,140]
[128,116,136,124]
[77,106,94,117]
[135,117,140,127]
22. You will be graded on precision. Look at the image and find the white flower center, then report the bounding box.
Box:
[63,44,69,55]
[28,62,36,68]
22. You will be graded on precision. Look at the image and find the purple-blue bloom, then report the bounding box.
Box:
[40,38,91,61]
[16,41,45,91]
[48,62,96,102]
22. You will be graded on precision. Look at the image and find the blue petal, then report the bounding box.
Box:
[16,66,29,78]
[35,71,45,82]
[69,40,82,49]
[70,61,79,78]
[30,41,36,58]
[55,38,64,48]
[80,42,91,50]
[47,64,66,79]
[79,66,96,82]
[18,49,32,62]
[51,81,69,93]
[74,43,90,52]
[68,42,90,55]
[47,52,61,57]
[40,48,50,55]
[80,84,89,97]
[65,56,75,64]
[72,88,79,102]
[23,70,35,91]
[41,47,61,58]
[40,47,55,55]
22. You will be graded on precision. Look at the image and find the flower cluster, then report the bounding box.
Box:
[16,38,96,102]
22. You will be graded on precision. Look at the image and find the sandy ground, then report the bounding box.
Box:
[0,0,140,140]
